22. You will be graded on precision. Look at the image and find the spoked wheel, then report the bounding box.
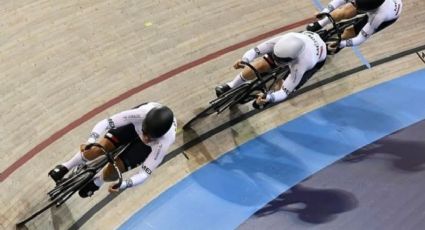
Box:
[16,171,94,227]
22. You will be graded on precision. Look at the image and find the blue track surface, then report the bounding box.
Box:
[119,68,425,230]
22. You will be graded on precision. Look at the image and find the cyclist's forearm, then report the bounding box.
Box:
[241,48,258,63]
[88,119,110,143]
[242,37,278,63]
[88,111,136,143]
[121,147,167,189]
[121,172,148,189]
[120,164,157,189]
[266,88,289,103]
[322,0,351,13]
[266,71,303,103]
[340,27,371,48]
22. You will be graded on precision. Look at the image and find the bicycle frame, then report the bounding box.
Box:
[212,62,289,113]
[17,143,130,227]
[48,143,127,200]
[315,12,342,45]
[183,62,290,129]
[315,12,368,53]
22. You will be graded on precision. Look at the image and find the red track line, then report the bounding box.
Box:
[0,17,313,182]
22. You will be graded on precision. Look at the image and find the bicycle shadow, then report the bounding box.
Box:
[228,106,255,145]
[182,114,313,206]
[51,203,73,230]
[181,104,362,207]
[182,126,215,164]
[15,184,77,230]
[17,191,123,230]
[67,192,122,230]
[253,183,358,224]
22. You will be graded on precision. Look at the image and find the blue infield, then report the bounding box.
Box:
[119,68,425,229]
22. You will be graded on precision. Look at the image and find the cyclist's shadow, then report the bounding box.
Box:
[183,123,358,223]
[253,183,358,224]
[182,106,310,206]
[342,136,425,172]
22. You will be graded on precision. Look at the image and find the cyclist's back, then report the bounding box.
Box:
[253,31,327,107]
[287,32,327,73]
[366,0,402,31]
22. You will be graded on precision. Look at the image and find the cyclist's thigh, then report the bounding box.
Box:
[242,57,272,80]
[118,138,152,171]
[332,3,357,21]
[295,59,326,90]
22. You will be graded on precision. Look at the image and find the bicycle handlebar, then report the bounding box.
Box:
[111,162,123,190]
[316,12,342,46]
[84,143,123,190]
[240,61,261,79]
[105,150,123,190]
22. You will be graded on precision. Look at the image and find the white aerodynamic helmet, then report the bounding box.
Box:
[272,34,305,65]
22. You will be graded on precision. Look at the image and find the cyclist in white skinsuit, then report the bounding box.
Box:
[49,102,177,197]
[215,31,327,108]
[308,0,402,49]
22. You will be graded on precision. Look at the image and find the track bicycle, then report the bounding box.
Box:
[315,12,368,54]
[183,62,290,129]
[16,143,129,227]
[182,13,361,129]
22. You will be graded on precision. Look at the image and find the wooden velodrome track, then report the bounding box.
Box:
[1,0,424,229]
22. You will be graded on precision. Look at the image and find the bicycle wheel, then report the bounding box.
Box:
[183,83,252,129]
[236,86,263,104]
[182,94,235,129]
[214,83,252,113]
[182,103,218,129]
[55,171,94,206]
[48,165,91,199]
[16,171,94,227]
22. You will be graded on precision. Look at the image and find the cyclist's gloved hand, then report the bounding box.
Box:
[80,144,87,152]
[233,59,245,69]
[326,42,340,55]
[253,93,270,110]
[255,93,268,105]
[109,179,133,193]
[109,182,125,193]
[108,184,120,193]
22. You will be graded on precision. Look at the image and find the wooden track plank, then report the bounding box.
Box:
[1,0,424,228]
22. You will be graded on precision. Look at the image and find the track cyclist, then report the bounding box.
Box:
[48,102,176,197]
[215,31,327,109]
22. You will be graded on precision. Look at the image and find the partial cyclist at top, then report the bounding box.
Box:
[215,31,327,109]
[307,0,402,50]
